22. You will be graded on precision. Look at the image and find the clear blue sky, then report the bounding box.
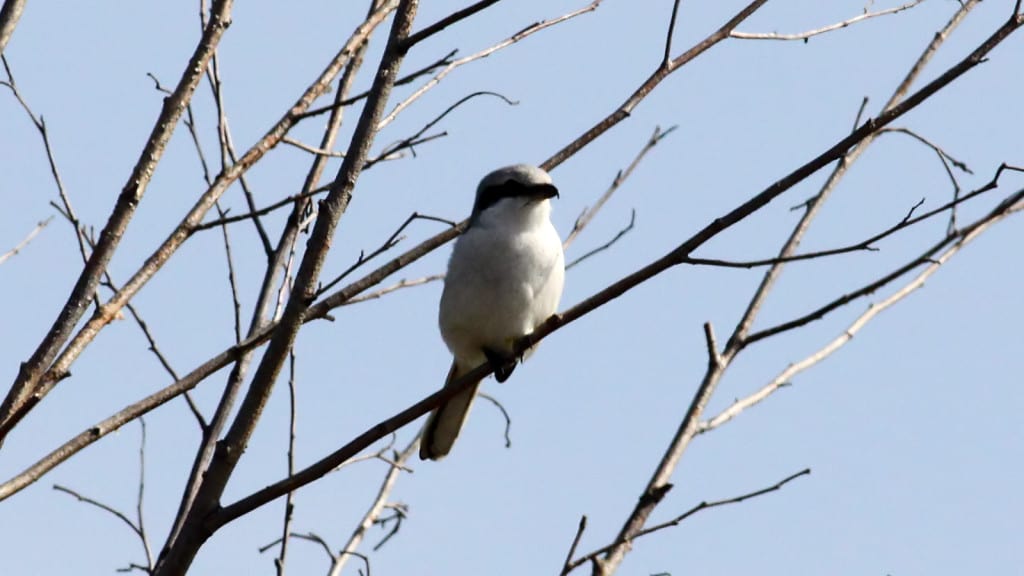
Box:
[2,1,1022,575]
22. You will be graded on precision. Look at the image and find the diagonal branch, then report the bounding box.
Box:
[377,1,601,131]
[731,0,926,41]
[3,0,1019,514]
[541,0,769,171]
[563,469,811,574]
[151,3,421,574]
[0,0,235,434]
[0,0,27,55]
[700,186,1024,433]
[0,0,398,447]
[0,216,51,265]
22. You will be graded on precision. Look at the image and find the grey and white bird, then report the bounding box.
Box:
[420,164,565,460]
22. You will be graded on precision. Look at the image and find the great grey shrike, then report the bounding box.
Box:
[420,164,565,460]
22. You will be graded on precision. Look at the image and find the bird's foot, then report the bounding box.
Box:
[483,348,517,383]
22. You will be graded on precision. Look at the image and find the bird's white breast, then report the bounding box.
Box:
[439,198,565,367]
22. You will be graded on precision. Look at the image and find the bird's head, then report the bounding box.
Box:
[470,164,559,225]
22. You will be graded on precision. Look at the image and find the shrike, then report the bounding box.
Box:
[420,164,565,460]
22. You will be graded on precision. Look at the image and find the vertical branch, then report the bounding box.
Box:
[0,0,235,438]
[162,0,393,551]
[152,2,421,573]
[594,2,994,574]
[725,0,981,352]
[597,323,723,574]
[2,55,92,279]
[327,438,417,576]
[275,351,299,576]
[135,418,154,571]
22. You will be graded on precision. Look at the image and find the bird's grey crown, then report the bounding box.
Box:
[471,164,557,217]
[476,164,553,195]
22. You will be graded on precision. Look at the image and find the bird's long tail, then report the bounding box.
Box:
[419,362,482,460]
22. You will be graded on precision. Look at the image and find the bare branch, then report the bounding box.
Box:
[135,419,154,571]
[876,126,973,233]
[560,516,588,576]
[564,125,675,250]
[298,49,457,121]
[684,177,1003,269]
[0,0,27,54]
[725,0,984,354]
[328,438,418,576]
[0,216,51,265]
[0,0,400,440]
[317,212,454,297]
[731,0,926,41]
[662,0,682,66]
[368,90,516,169]
[342,274,444,305]
[477,392,512,448]
[4,0,1019,517]
[563,470,810,573]
[282,136,347,158]
[565,209,636,271]
[744,182,1024,346]
[377,1,602,131]
[193,189,325,232]
[151,2,422,572]
[403,0,502,48]
[3,56,92,269]
[274,351,299,576]
[0,0,236,433]
[542,0,769,171]
[701,191,1024,433]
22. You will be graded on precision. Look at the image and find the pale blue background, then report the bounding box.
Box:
[1,1,1022,575]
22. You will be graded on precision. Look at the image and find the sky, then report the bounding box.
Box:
[1,1,1023,575]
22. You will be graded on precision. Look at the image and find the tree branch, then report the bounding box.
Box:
[0,216,51,266]
[0,0,235,436]
[731,0,925,41]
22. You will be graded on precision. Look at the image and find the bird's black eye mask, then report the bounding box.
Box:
[471,179,559,215]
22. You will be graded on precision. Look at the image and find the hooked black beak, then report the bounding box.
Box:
[531,183,559,200]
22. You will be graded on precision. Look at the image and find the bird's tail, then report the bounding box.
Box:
[419,362,482,460]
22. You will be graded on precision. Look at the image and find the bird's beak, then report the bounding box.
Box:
[531,183,559,200]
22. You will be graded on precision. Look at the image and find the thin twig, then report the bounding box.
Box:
[876,126,973,234]
[297,50,457,121]
[135,418,154,571]
[0,0,235,434]
[317,212,454,297]
[275,351,299,576]
[282,136,347,158]
[342,274,444,305]
[193,189,325,232]
[731,0,926,41]
[0,217,52,265]
[477,392,512,448]
[563,469,810,573]
[328,437,417,576]
[377,1,602,131]
[367,90,516,169]
[564,125,675,250]
[565,209,636,271]
[3,56,92,271]
[700,191,1024,433]
[560,516,588,576]
[403,0,502,48]
[683,178,1000,269]
[152,3,422,572]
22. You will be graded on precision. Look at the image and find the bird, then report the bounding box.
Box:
[420,164,565,461]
